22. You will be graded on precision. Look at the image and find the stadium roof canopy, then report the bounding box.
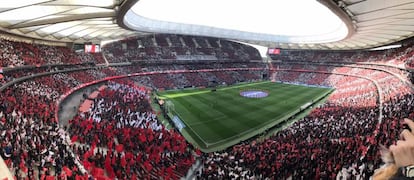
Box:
[1,0,414,50]
[0,0,146,43]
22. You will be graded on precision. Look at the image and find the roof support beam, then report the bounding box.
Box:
[117,0,139,30]
[8,12,115,29]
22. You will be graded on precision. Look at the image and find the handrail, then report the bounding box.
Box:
[0,67,96,91]
[1,62,95,72]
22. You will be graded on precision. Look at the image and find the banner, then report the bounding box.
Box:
[172,116,185,131]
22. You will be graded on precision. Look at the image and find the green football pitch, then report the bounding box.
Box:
[157,81,333,152]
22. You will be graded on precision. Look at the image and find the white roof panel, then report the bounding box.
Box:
[56,25,89,36]
[0,0,140,43]
[63,7,113,15]
[0,0,50,9]
[44,0,115,8]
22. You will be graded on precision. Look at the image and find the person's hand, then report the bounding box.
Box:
[390,118,414,167]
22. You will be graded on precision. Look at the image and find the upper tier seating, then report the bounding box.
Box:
[102,34,262,62]
[269,42,414,68]
[0,39,101,67]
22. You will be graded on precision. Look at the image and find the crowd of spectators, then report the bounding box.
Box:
[271,39,414,68]
[67,81,196,179]
[1,33,414,180]
[199,69,384,179]
[275,62,413,105]
[0,47,216,179]
[200,103,380,179]
[0,37,108,90]
[0,67,53,86]
[0,70,108,179]
[0,38,102,68]
[198,45,414,179]
[102,34,262,63]
[108,62,265,90]
[99,48,412,179]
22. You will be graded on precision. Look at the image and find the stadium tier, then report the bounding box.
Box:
[0,39,107,67]
[269,41,414,68]
[0,34,413,180]
[101,34,262,63]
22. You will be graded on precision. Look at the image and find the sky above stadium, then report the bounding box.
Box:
[131,0,347,38]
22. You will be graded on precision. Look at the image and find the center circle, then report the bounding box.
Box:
[240,90,269,98]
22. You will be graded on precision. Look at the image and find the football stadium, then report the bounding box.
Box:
[0,0,413,179]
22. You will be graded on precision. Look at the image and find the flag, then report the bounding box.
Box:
[121,156,127,166]
[83,160,91,171]
[115,144,124,153]
[131,174,137,180]
[107,139,113,150]
[75,175,87,180]
[63,166,73,177]
[91,167,105,177]
[19,161,28,173]
[71,136,78,143]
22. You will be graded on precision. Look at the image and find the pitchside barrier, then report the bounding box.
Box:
[168,110,206,147]
[172,115,186,131]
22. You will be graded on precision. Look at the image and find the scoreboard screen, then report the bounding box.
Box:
[85,44,101,53]
[267,48,280,55]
